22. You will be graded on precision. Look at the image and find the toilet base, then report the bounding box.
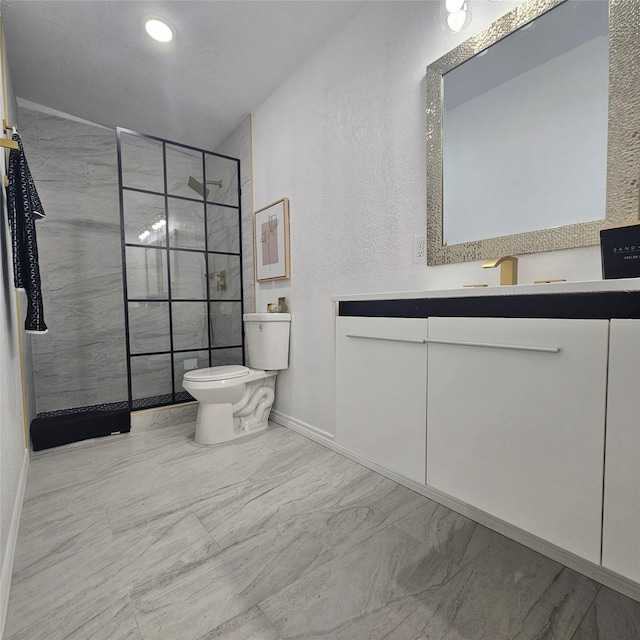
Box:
[193,375,276,445]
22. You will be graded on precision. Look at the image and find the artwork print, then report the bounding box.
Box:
[261,215,279,266]
[253,198,290,282]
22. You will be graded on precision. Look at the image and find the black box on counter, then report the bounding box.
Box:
[600,222,640,279]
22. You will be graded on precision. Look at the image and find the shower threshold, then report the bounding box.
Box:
[31,400,131,451]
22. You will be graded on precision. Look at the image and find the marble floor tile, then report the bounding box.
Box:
[6,422,639,640]
[197,607,281,640]
[306,448,373,489]
[386,525,600,640]
[130,524,324,639]
[194,470,340,550]
[571,585,640,640]
[394,499,477,565]
[11,505,112,582]
[259,526,460,639]
[289,469,429,567]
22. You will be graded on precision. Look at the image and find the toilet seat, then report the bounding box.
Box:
[183,365,250,382]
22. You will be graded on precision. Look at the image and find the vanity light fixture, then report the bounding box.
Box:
[445,0,473,33]
[145,18,174,43]
[445,0,466,11]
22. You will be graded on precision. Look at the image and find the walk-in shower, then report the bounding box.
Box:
[117,128,244,410]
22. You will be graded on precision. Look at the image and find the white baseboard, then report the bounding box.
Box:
[269,409,335,442]
[270,410,640,604]
[1,448,29,639]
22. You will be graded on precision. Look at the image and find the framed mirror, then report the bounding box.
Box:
[426,0,640,265]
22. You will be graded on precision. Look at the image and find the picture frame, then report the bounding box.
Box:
[253,198,290,282]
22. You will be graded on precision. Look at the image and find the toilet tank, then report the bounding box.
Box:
[243,313,291,370]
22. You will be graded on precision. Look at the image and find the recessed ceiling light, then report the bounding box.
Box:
[145,18,173,43]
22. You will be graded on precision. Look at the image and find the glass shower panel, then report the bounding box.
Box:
[131,353,173,408]
[206,204,240,253]
[128,302,170,354]
[168,197,205,250]
[211,347,243,367]
[170,251,207,300]
[172,301,208,351]
[125,246,167,299]
[123,190,167,245]
[119,128,242,409]
[174,350,210,398]
[208,254,242,300]
[209,301,242,348]
[205,153,239,207]
[120,133,164,193]
[166,145,204,199]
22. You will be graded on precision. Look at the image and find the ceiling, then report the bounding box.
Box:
[1,0,365,149]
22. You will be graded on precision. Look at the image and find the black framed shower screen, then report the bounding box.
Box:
[117,127,245,410]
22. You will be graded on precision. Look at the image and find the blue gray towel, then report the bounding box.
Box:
[7,132,48,334]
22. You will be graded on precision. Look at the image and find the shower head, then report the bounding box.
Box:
[187,176,223,199]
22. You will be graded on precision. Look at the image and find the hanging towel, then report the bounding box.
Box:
[6,132,48,334]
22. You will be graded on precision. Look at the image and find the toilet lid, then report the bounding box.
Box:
[183,365,250,382]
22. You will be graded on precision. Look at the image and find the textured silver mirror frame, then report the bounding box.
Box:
[426,0,640,266]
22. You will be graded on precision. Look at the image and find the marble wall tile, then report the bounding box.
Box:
[171,250,208,299]
[214,116,254,315]
[210,346,243,367]
[204,154,239,207]
[130,403,198,433]
[130,353,172,400]
[165,144,204,199]
[168,198,206,251]
[126,246,167,300]
[207,253,241,300]
[209,301,242,347]
[172,302,208,351]
[207,205,240,254]
[19,107,128,413]
[120,132,164,193]
[122,190,166,245]
[128,302,171,354]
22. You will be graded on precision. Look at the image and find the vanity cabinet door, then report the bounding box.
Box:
[335,316,427,483]
[426,317,608,563]
[602,319,640,582]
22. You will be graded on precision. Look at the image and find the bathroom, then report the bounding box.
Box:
[1,1,639,638]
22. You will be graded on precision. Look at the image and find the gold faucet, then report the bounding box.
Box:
[482,256,518,285]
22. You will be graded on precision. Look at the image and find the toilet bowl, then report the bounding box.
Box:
[182,313,291,444]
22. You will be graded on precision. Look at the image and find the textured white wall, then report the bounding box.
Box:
[252,0,603,436]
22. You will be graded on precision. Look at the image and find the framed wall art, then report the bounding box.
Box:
[253,198,290,282]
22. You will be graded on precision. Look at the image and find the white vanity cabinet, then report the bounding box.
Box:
[335,316,427,483]
[426,317,609,564]
[602,319,640,582]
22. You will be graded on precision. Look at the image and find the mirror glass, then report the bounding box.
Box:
[443,0,608,245]
[426,0,640,266]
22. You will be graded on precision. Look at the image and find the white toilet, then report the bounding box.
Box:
[182,313,291,444]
